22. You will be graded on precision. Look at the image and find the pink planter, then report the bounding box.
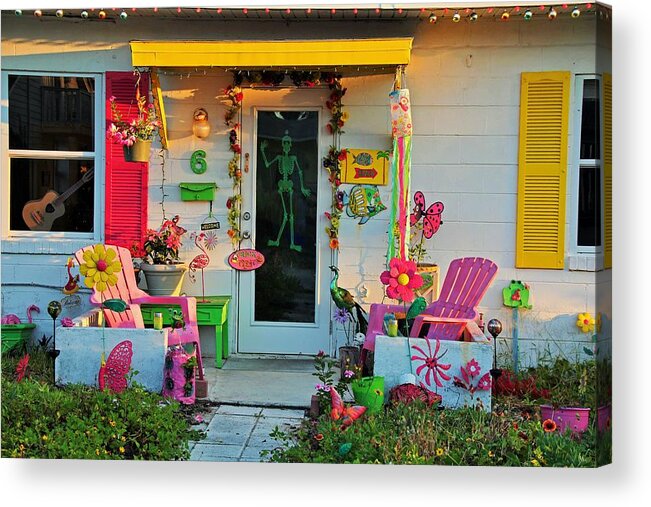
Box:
[597,404,612,432]
[540,405,591,435]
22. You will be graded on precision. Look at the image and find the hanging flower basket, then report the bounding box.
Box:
[123,139,152,163]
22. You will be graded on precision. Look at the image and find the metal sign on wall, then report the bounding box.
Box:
[341,149,390,186]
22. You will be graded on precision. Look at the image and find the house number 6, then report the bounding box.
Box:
[191,150,207,174]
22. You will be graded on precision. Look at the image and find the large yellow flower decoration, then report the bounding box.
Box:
[576,312,596,333]
[79,244,122,292]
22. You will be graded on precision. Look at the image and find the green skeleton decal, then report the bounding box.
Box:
[260,131,311,252]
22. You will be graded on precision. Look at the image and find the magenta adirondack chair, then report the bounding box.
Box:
[74,245,204,380]
[363,257,498,352]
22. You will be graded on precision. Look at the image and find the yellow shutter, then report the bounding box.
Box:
[603,73,612,269]
[516,71,571,269]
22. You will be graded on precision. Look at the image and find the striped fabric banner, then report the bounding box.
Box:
[387,135,412,264]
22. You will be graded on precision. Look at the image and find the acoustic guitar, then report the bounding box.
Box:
[22,168,94,231]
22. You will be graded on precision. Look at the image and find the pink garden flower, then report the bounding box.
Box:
[380,258,424,303]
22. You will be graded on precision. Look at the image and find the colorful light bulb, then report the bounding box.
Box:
[15,9,22,16]
[501,11,510,20]
[548,7,558,19]
[98,10,106,19]
[120,11,128,20]
[469,12,478,21]
[81,10,88,19]
[571,7,581,18]
[524,10,533,20]
[34,9,42,17]
[452,12,461,22]
[429,13,437,23]
[55,9,64,18]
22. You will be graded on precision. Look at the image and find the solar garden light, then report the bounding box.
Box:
[487,318,503,380]
[47,300,62,383]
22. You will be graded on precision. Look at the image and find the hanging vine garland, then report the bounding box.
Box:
[322,75,347,251]
[222,84,244,248]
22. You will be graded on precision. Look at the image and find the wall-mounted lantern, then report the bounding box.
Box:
[192,108,211,139]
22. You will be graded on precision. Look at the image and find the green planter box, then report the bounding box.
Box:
[1,323,36,354]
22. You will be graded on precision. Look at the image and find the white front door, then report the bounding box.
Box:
[237,88,331,354]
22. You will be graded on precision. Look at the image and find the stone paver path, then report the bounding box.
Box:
[189,405,306,462]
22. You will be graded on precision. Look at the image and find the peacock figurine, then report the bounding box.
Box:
[329,266,368,335]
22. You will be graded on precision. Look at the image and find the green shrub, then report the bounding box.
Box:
[264,400,597,467]
[1,378,201,460]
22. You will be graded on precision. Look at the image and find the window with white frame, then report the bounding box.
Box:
[573,75,603,254]
[6,73,101,236]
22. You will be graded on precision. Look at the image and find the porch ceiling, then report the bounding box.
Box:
[130,38,413,69]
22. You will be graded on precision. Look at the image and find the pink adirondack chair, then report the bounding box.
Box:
[363,257,498,352]
[74,245,204,380]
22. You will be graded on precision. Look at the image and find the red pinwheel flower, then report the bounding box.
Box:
[380,257,424,303]
[16,354,30,382]
[410,338,451,388]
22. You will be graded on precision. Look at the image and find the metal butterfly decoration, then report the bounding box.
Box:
[330,387,366,429]
[410,190,444,239]
[98,340,133,393]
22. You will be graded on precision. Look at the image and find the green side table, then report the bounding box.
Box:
[140,296,231,368]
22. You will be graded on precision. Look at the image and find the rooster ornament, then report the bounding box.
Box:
[328,266,368,335]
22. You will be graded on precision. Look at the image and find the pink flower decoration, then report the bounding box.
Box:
[61,317,74,327]
[477,373,492,391]
[466,359,481,377]
[380,257,424,303]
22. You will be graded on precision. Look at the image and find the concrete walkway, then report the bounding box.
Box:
[189,404,306,462]
[203,357,316,408]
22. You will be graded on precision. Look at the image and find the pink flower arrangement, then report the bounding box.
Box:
[380,258,424,303]
[143,215,187,264]
[106,95,161,146]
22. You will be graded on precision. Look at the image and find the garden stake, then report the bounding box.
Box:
[46,300,62,384]
[487,318,503,381]
[512,307,519,373]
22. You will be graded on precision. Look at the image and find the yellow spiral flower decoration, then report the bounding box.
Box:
[79,244,122,292]
[576,312,596,333]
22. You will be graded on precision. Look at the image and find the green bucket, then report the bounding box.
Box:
[351,376,385,414]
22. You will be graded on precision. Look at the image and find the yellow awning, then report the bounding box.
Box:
[130,38,412,68]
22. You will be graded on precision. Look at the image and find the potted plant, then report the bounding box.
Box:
[141,215,188,296]
[350,374,385,414]
[311,351,353,418]
[332,307,360,379]
[106,92,161,163]
[538,359,597,435]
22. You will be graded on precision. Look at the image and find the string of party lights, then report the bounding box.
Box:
[13,4,609,23]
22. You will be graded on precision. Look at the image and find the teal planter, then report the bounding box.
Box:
[1,323,36,354]
[351,376,385,414]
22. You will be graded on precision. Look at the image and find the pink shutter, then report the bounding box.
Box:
[105,71,149,250]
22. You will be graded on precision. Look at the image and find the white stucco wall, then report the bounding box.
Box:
[1,12,611,366]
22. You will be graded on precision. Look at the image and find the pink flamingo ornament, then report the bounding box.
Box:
[1,304,40,325]
[189,232,211,302]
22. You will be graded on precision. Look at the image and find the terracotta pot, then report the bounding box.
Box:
[141,262,187,296]
[540,405,591,435]
[123,139,152,162]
